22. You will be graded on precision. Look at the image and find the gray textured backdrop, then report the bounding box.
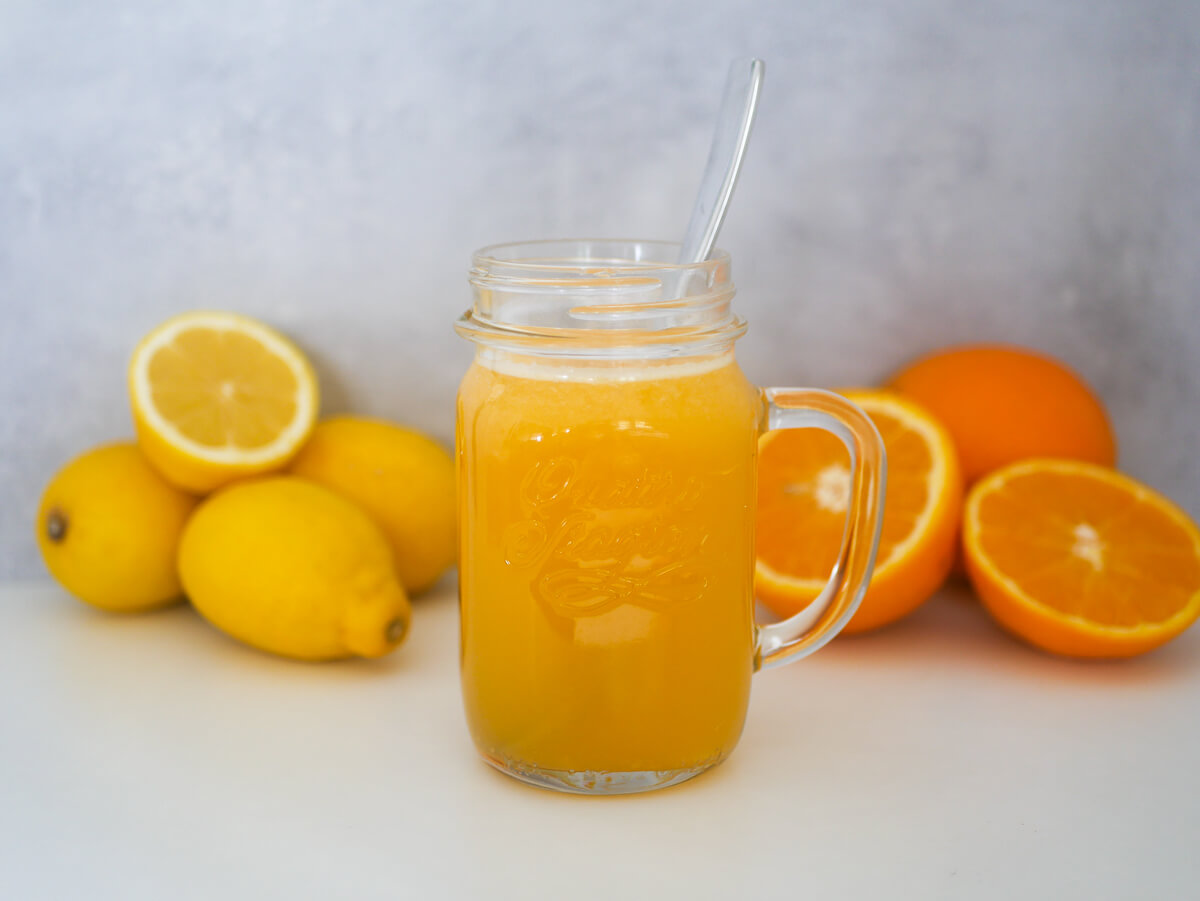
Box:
[2,0,1198,580]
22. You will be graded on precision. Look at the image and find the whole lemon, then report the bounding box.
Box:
[289,417,455,594]
[37,442,198,611]
[178,476,411,660]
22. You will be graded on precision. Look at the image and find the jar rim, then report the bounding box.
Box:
[460,239,744,358]
[471,239,730,278]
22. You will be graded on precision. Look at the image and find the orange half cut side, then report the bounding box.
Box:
[964,459,1200,658]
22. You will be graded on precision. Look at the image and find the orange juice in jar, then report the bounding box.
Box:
[456,241,886,794]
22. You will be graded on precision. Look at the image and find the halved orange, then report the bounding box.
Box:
[964,459,1200,658]
[129,311,319,493]
[756,389,963,634]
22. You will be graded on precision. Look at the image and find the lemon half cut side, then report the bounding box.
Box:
[129,311,319,493]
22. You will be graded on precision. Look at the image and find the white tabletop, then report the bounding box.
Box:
[2,579,1197,900]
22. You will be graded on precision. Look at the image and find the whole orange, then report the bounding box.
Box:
[887,344,1116,483]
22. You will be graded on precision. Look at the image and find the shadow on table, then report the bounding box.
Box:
[50,577,463,688]
[804,579,1200,689]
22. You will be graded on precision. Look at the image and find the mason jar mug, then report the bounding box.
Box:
[455,240,886,794]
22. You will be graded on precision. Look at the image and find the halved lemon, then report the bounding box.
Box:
[756,389,963,634]
[964,459,1200,658]
[129,311,319,493]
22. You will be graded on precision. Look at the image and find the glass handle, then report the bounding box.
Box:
[755,388,887,670]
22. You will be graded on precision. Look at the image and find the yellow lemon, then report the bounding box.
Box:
[178,476,411,660]
[289,417,456,594]
[129,310,319,494]
[37,443,198,611]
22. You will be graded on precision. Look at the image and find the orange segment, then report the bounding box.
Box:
[755,426,846,592]
[756,389,963,634]
[964,459,1200,658]
[129,311,319,493]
